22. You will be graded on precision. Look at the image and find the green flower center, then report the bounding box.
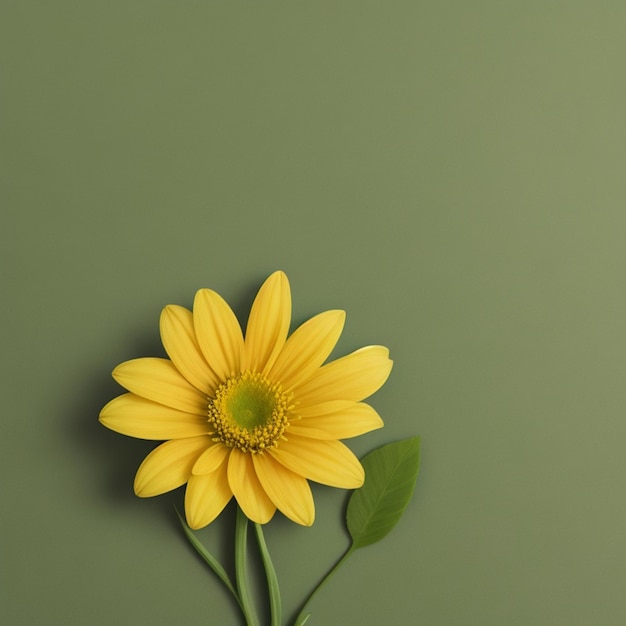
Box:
[208,372,292,453]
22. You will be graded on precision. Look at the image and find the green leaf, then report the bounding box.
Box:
[346,436,421,549]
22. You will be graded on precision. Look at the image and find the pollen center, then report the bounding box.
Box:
[208,372,291,453]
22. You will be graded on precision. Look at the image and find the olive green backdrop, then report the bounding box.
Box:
[3,2,626,625]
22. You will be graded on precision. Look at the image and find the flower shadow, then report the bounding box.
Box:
[68,330,165,509]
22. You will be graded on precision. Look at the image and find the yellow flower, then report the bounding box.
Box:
[100,271,392,529]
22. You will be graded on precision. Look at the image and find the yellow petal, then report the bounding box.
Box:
[268,310,345,389]
[192,443,231,475]
[228,449,276,524]
[270,435,364,488]
[160,305,219,393]
[134,436,211,497]
[287,403,383,440]
[185,465,232,530]
[294,346,392,405]
[241,271,291,374]
[100,393,211,440]
[113,358,208,414]
[297,400,356,418]
[193,288,244,381]
[252,453,314,526]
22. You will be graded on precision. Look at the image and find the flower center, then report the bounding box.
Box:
[208,372,291,453]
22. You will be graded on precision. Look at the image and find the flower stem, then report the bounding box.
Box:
[292,544,355,626]
[235,506,260,626]
[254,523,282,626]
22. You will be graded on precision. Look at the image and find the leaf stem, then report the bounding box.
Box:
[254,523,282,626]
[292,544,355,626]
[175,507,242,609]
[235,506,260,626]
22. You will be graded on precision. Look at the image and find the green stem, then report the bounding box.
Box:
[235,506,260,626]
[254,523,282,626]
[292,544,355,626]
[175,507,243,611]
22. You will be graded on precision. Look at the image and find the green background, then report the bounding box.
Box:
[3,2,626,625]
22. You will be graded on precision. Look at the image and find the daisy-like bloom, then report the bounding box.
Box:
[100,271,392,529]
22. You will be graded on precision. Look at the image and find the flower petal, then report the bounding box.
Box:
[288,403,384,440]
[296,400,355,418]
[241,271,291,374]
[185,465,233,530]
[271,435,364,488]
[100,393,211,440]
[268,310,345,389]
[252,453,314,526]
[294,346,392,405]
[113,358,208,414]
[160,305,219,393]
[134,436,211,497]
[192,443,231,475]
[228,449,276,524]
[193,288,244,381]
